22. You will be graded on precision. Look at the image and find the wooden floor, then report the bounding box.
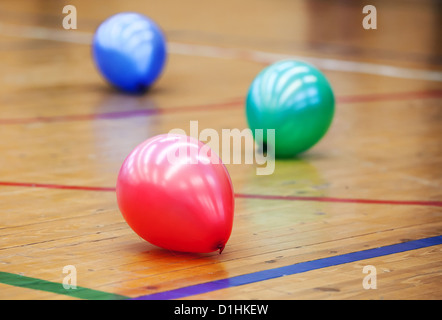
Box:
[0,0,441,300]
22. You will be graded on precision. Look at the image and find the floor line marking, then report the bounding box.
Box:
[0,90,441,125]
[0,98,243,125]
[234,193,442,207]
[0,181,441,207]
[168,42,442,82]
[0,271,129,300]
[1,236,440,300]
[132,235,442,300]
[0,22,441,82]
[0,181,115,192]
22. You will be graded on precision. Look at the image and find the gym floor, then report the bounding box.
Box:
[0,0,441,300]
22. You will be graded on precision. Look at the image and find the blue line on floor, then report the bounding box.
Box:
[132,235,442,300]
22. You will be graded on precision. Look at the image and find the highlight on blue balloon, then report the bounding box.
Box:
[92,12,167,94]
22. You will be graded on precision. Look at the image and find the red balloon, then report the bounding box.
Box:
[116,134,235,253]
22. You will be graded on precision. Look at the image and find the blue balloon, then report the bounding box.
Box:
[92,12,167,93]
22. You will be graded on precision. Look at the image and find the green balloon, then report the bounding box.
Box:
[246,60,335,158]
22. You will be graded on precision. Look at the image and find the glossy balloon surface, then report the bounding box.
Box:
[116,134,234,253]
[246,60,335,157]
[92,12,167,93]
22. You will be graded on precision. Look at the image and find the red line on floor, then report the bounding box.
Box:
[234,193,442,207]
[0,110,157,125]
[0,90,440,125]
[1,181,441,207]
[159,98,245,114]
[336,89,442,103]
[0,98,243,125]
[0,181,115,192]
